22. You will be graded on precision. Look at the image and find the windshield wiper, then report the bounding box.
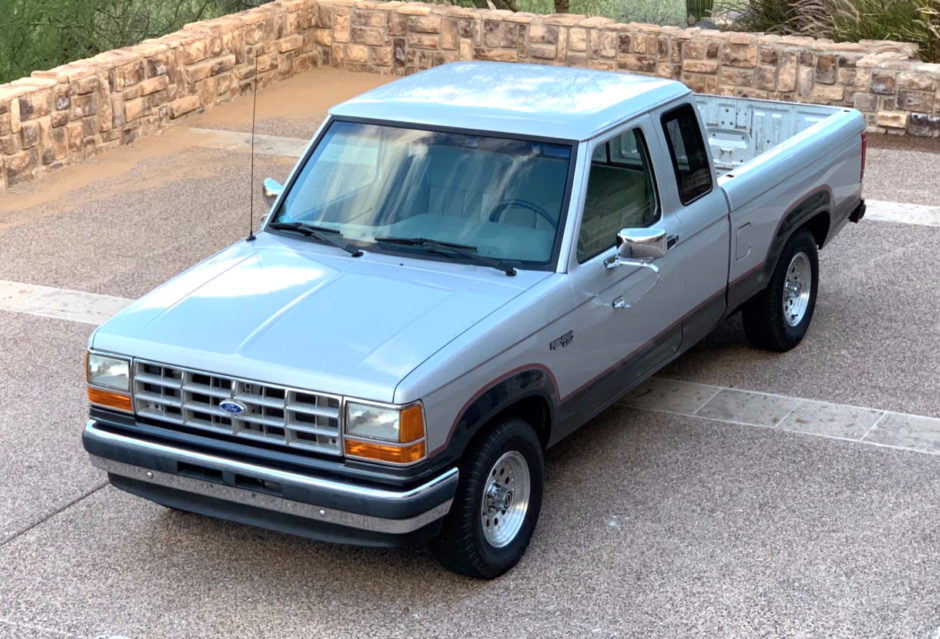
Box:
[374,237,516,276]
[268,222,363,257]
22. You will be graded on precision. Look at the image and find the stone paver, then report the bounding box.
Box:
[778,400,885,439]
[619,377,719,414]
[864,412,940,453]
[0,280,131,325]
[696,389,799,427]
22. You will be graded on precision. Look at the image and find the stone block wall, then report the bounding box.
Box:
[2,0,939,191]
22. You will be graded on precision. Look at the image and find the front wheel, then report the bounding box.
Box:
[429,417,544,579]
[742,228,819,352]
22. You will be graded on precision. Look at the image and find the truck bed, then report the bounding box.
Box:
[693,93,865,307]
[695,95,846,175]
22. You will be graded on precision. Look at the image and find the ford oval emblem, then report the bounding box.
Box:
[219,400,247,415]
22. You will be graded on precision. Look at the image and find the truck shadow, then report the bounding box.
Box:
[144,402,674,592]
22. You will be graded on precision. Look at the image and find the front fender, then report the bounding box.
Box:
[429,366,560,469]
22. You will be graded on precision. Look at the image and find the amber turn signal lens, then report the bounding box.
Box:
[345,439,426,464]
[399,404,426,443]
[87,387,133,412]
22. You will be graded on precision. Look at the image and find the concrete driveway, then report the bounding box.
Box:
[2,68,940,639]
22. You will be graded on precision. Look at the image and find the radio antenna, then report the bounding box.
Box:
[246,54,259,242]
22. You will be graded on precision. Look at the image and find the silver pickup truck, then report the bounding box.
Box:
[83,62,866,578]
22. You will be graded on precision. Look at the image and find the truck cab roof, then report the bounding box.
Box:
[329,61,689,141]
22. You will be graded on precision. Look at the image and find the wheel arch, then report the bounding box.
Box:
[802,209,831,249]
[430,366,558,468]
[766,187,832,277]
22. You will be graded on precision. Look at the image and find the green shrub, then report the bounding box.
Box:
[819,0,940,62]
[615,0,688,24]
[719,0,940,62]
[0,0,263,84]
[517,0,687,23]
[715,0,804,33]
[687,0,714,20]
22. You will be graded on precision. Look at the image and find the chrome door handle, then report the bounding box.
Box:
[613,296,627,309]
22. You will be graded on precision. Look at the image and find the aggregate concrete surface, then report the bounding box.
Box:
[1,68,940,639]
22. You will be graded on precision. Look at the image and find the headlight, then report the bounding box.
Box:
[87,353,130,392]
[346,403,401,442]
[346,402,424,443]
[345,401,427,465]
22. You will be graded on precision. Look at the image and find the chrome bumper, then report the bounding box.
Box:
[84,420,457,537]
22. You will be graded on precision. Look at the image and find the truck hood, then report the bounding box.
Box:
[92,235,549,402]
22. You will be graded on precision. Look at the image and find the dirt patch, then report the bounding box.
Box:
[195,67,395,131]
[0,68,392,223]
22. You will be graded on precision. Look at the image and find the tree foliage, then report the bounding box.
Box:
[0,0,263,84]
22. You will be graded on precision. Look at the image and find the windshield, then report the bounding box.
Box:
[271,121,573,268]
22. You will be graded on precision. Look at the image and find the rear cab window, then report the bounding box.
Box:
[661,104,713,205]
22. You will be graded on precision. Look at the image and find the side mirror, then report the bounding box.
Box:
[263,178,283,207]
[605,227,667,272]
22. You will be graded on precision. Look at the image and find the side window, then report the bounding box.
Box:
[577,129,660,263]
[661,104,713,205]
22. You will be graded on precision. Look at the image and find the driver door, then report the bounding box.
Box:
[565,116,686,422]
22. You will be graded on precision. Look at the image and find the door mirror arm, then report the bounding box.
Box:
[606,256,660,274]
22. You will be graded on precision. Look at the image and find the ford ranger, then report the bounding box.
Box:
[83,62,866,579]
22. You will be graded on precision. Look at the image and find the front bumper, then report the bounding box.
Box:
[83,420,458,547]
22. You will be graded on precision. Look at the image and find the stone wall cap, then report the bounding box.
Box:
[394,3,432,15]
[0,85,35,102]
[542,13,585,26]
[237,8,274,24]
[446,6,479,18]
[31,62,99,83]
[859,40,918,57]
[504,12,538,23]
[578,16,615,27]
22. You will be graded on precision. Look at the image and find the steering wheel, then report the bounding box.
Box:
[487,199,557,230]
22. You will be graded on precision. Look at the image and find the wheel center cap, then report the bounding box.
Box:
[487,484,513,512]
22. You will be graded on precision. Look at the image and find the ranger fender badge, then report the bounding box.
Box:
[550,330,574,351]
[219,400,248,415]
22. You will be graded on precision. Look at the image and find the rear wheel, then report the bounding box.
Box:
[429,417,544,579]
[742,228,819,352]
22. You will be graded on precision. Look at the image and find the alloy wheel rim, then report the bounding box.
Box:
[481,451,530,548]
[782,252,812,327]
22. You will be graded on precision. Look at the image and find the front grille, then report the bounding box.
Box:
[132,360,342,455]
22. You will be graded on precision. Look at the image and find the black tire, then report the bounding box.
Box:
[429,417,544,579]
[742,228,819,352]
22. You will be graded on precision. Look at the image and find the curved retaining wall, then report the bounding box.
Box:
[1,0,938,190]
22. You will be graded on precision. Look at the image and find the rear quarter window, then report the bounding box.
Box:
[661,104,713,205]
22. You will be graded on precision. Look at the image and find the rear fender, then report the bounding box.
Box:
[727,187,832,313]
